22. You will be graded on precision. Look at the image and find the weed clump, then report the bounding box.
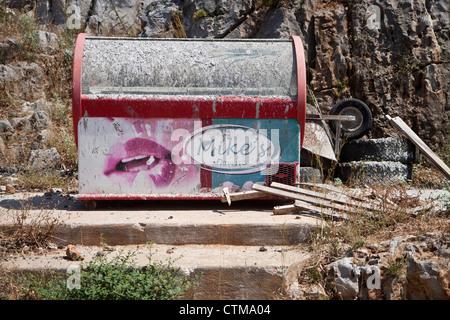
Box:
[15,246,198,300]
[193,9,207,21]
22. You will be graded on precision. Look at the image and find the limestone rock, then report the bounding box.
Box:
[139,0,254,38]
[5,184,15,194]
[318,233,450,300]
[326,257,360,300]
[31,129,50,150]
[66,244,84,261]
[0,62,46,102]
[28,147,61,170]
[35,30,60,55]
[36,0,66,25]
[139,0,181,38]
[21,99,52,114]
[406,257,449,300]
[0,119,14,137]
[10,116,32,131]
[0,37,22,64]
[86,0,142,36]
[30,110,50,130]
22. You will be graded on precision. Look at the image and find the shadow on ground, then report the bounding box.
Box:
[0,193,290,213]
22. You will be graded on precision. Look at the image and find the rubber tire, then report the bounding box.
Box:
[329,98,373,140]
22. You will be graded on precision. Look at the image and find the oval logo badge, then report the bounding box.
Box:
[183,124,281,174]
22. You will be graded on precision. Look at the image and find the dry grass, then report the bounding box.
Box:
[45,95,77,170]
[1,199,61,251]
[0,5,77,170]
[16,169,77,192]
[299,179,449,299]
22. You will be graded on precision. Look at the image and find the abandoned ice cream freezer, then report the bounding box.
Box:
[72,34,309,208]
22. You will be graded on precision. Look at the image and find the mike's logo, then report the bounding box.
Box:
[182,124,280,175]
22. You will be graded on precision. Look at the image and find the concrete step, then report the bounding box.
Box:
[2,243,311,300]
[0,193,321,247]
[0,192,320,299]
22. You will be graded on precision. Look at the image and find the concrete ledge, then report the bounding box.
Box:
[2,244,311,300]
[0,193,322,246]
[52,219,317,246]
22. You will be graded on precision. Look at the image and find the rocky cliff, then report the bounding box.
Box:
[21,0,448,146]
[2,0,449,167]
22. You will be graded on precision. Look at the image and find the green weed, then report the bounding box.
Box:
[16,246,198,300]
[193,9,207,21]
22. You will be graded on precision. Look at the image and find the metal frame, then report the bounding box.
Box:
[72,34,308,203]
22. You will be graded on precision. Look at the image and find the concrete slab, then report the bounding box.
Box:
[0,193,323,246]
[2,243,311,300]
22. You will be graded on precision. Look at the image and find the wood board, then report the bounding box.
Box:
[387,115,450,180]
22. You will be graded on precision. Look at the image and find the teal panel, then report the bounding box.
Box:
[211,119,300,189]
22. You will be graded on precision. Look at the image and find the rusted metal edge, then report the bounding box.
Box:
[85,37,293,42]
[75,193,222,201]
[290,35,307,150]
[72,33,87,148]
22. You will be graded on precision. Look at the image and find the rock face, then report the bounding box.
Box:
[28,147,60,170]
[0,62,46,102]
[5,0,448,150]
[287,233,450,300]
[346,1,449,148]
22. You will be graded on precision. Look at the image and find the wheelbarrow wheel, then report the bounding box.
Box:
[329,98,373,140]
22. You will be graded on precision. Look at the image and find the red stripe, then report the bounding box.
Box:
[76,193,279,201]
[200,118,212,189]
[80,96,297,119]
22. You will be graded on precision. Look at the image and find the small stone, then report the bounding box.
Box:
[50,187,62,194]
[65,244,84,261]
[166,248,174,254]
[96,250,106,257]
[5,184,15,194]
[28,147,60,170]
[367,259,379,266]
[259,246,267,252]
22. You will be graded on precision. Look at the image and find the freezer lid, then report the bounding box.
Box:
[79,37,298,98]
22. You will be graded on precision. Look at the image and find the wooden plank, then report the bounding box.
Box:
[220,189,270,203]
[270,182,378,213]
[252,184,352,217]
[387,115,450,180]
[272,203,300,215]
[296,182,373,199]
[294,200,347,220]
[222,187,231,206]
[272,200,347,219]
[296,182,394,211]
